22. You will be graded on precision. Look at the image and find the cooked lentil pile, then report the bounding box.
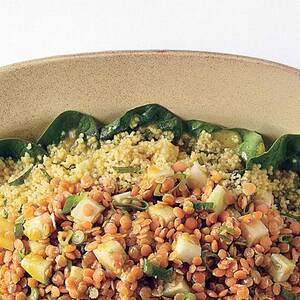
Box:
[0,105,299,300]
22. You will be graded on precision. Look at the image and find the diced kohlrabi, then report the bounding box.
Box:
[206,184,227,213]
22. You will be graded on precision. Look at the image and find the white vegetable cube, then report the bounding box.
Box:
[206,184,227,213]
[163,276,190,297]
[255,190,274,207]
[148,203,176,225]
[112,192,131,202]
[93,240,127,276]
[147,165,174,180]
[155,139,179,163]
[71,197,104,224]
[173,233,201,264]
[70,266,84,281]
[186,162,208,189]
[268,254,295,282]
[28,241,46,255]
[21,253,52,284]
[24,213,55,241]
[241,220,269,246]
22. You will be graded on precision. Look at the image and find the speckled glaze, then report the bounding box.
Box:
[0,51,299,141]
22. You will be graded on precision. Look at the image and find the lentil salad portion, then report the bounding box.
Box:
[0,104,299,300]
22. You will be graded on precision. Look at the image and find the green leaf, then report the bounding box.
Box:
[143,259,172,282]
[185,121,265,164]
[0,139,46,160]
[234,128,265,162]
[37,111,103,148]
[185,120,223,137]
[62,192,87,214]
[99,104,183,142]
[280,288,300,300]
[247,134,300,172]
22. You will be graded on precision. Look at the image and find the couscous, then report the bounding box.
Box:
[0,104,299,300]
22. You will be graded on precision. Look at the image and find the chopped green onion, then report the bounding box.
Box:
[18,205,23,214]
[14,216,25,237]
[62,192,87,214]
[169,173,187,193]
[41,168,52,181]
[72,230,85,245]
[112,197,149,211]
[281,212,300,221]
[27,287,39,300]
[278,235,293,244]
[67,260,73,270]
[185,293,197,300]
[220,223,236,235]
[193,202,214,211]
[154,183,164,197]
[242,198,254,215]
[58,231,73,247]
[17,249,26,261]
[280,287,300,300]
[102,219,110,228]
[2,209,8,219]
[201,252,219,272]
[220,234,232,243]
[113,166,141,173]
[143,259,172,282]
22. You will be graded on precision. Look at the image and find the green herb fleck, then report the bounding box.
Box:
[143,259,172,282]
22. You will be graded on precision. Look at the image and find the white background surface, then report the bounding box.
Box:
[0,0,300,68]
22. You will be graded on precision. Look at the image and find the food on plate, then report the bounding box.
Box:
[0,104,299,299]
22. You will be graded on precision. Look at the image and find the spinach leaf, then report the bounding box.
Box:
[185,120,223,137]
[234,128,265,162]
[99,104,183,142]
[143,259,172,282]
[0,139,46,160]
[38,111,103,148]
[247,134,300,172]
[185,121,265,164]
